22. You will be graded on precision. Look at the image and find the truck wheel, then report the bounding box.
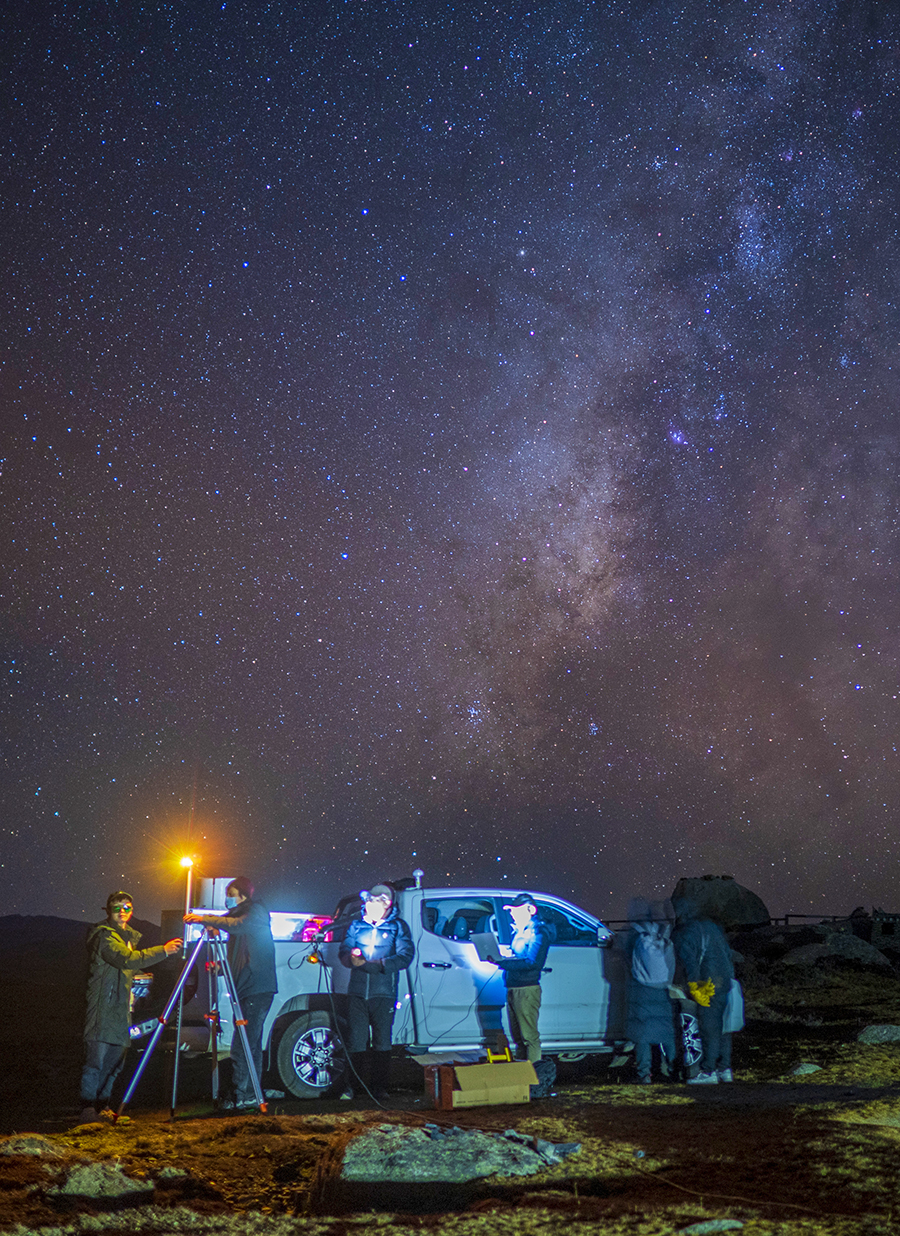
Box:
[276,1011,344,1098]
[680,1009,703,1068]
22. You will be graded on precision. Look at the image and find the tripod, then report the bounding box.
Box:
[116,927,267,1122]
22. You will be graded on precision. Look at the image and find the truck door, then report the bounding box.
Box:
[409,893,508,1050]
[525,898,614,1045]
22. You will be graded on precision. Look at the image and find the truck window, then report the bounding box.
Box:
[421,898,496,942]
[533,901,598,947]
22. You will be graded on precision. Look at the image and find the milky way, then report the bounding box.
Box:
[3,1,900,922]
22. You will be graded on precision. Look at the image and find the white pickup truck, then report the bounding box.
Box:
[184,879,688,1098]
[174,880,717,1102]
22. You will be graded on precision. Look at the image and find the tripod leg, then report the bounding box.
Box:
[206,944,220,1104]
[116,934,206,1122]
[169,983,186,1120]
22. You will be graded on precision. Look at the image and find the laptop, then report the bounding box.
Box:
[469,931,501,963]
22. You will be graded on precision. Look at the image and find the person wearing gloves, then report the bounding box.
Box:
[81,892,182,1124]
[673,903,735,1084]
[338,883,414,1102]
[184,876,277,1111]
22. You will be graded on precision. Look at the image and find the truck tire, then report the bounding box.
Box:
[276,1011,344,1099]
[680,1009,703,1068]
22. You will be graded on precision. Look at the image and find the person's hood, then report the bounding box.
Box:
[364,900,401,926]
[673,896,702,925]
[628,896,675,928]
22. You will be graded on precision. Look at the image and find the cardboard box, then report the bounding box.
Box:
[422,1059,538,1109]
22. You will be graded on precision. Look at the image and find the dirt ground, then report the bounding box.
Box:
[4,970,900,1235]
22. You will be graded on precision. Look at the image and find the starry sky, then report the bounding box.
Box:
[3,0,900,925]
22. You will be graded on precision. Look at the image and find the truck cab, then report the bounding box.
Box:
[198,883,627,1099]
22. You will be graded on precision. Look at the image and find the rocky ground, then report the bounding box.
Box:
[4,919,900,1235]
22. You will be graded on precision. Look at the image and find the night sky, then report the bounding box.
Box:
[4,0,900,925]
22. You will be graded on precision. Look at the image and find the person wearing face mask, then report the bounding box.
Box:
[184,876,277,1112]
[80,892,183,1124]
[337,883,414,1102]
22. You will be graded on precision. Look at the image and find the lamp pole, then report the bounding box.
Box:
[169,856,194,1120]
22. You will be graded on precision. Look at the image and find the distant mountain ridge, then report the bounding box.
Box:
[0,914,162,981]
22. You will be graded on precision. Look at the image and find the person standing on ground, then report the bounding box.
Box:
[625,897,679,1084]
[81,892,182,1123]
[338,883,414,1102]
[488,893,554,1065]
[185,876,277,1111]
[673,903,735,1084]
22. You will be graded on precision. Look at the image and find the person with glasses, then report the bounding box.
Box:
[79,892,182,1124]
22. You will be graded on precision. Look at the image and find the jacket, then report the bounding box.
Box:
[673,918,735,986]
[339,904,414,999]
[495,919,555,989]
[84,922,170,1046]
[625,927,678,1048]
[197,899,277,999]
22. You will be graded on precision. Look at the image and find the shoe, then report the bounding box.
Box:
[687,1071,719,1085]
[717,1068,734,1083]
[98,1108,130,1124]
[339,1087,354,1101]
[371,1088,390,1103]
[219,1097,256,1114]
[78,1107,99,1124]
[636,1076,652,1085]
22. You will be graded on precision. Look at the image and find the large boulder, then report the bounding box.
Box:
[779,934,891,972]
[672,875,770,930]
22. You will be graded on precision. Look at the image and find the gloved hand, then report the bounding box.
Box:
[688,979,716,1007]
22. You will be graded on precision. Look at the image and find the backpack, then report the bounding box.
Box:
[631,924,675,986]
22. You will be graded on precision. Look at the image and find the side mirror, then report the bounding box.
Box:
[597,925,615,948]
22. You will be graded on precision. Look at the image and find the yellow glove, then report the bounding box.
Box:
[688,979,715,1007]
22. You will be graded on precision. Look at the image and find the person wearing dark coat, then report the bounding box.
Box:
[624,898,678,1084]
[80,892,182,1123]
[185,876,277,1110]
[488,893,555,1064]
[673,905,735,1084]
[338,883,414,1101]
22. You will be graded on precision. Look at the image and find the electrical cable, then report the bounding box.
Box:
[316,932,389,1110]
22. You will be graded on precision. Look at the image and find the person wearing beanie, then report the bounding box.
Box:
[338,883,414,1102]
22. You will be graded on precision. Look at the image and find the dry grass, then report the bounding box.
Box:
[5,964,900,1234]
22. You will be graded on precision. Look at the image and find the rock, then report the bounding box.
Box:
[790,1062,822,1076]
[341,1123,580,1184]
[0,1135,63,1158]
[858,1025,900,1044]
[780,944,830,967]
[672,876,770,930]
[780,935,891,971]
[48,1163,154,1205]
[678,1221,744,1234]
[678,1222,744,1234]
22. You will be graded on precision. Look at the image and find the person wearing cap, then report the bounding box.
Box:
[80,892,182,1124]
[338,883,414,1101]
[184,876,277,1112]
[488,893,554,1064]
